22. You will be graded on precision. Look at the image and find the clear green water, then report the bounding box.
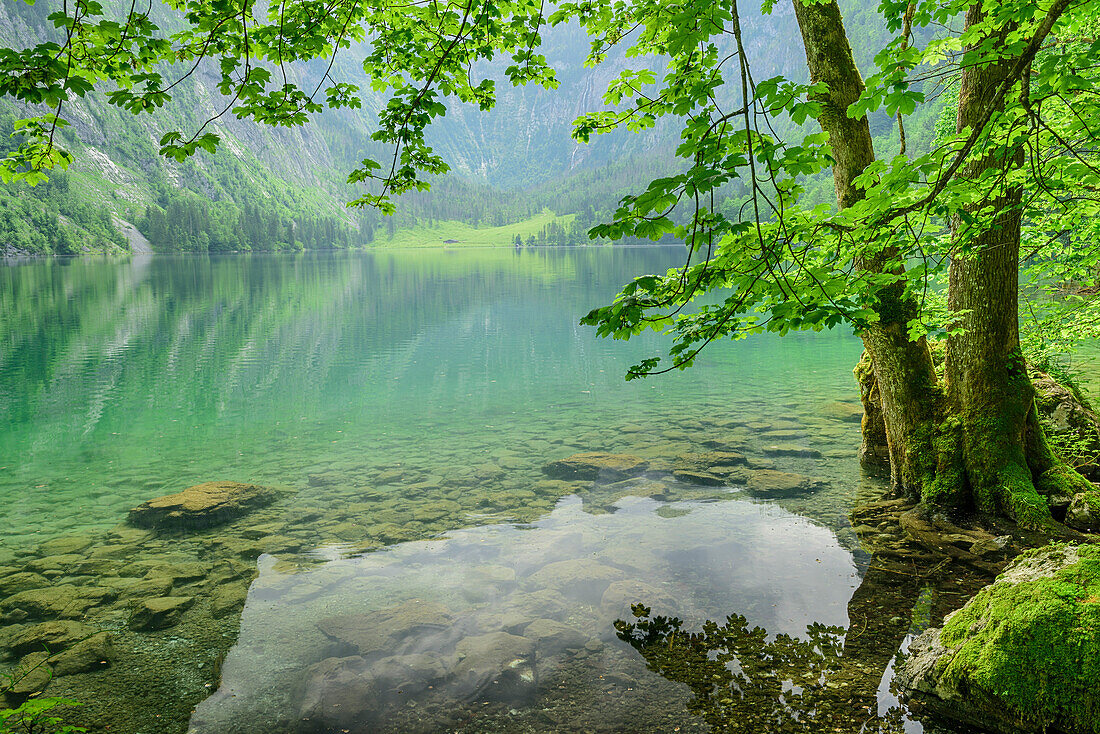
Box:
[1,248,979,733]
[0,248,863,547]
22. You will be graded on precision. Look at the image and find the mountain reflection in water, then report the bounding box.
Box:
[186,490,945,734]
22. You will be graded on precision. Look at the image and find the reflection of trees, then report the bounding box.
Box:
[615,482,1006,734]
[613,502,970,734]
[616,600,907,733]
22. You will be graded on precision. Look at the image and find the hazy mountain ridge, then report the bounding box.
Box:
[0,0,907,255]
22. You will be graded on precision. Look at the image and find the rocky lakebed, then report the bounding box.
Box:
[0,401,1095,734]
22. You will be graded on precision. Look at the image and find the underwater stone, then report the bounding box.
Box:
[897,543,1100,734]
[26,554,85,574]
[819,402,864,423]
[7,620,96,657]
[7,651,51,696]
[53,631,113,675]
[209,584,248,619]
[745,470,819,497]
[294,655,386,724]
[542,452,648,481]
[129,596,194,631]
[317,600,455,658]
[103,576,174,600]
[450,631,537,703]
[521,618,586,654]
[36,535,95,557]
[600,580,678,621]
[525,559,626,603]
[295,652,450,729]
[0,585,92,621]
[672,470,725,486]
[0,572,50,598]
[760,443,824,458]
[127,481,281,531]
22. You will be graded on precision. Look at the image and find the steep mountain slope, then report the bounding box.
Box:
[0,0,916,255]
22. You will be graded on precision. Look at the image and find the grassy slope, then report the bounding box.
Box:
[377,209,579,248]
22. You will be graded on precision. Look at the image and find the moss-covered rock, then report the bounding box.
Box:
[53,631,113,675]
[129,596,194,631]
[542,452,648,481]
[1033,371,1100,479]
[744,470,819,497]
[127,481,281,531]
[898,543,1100,734]
[6,620,96,658]
[1065,490,1100,532]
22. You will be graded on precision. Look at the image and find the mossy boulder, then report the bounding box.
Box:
[127,481,281,531]
[0,572,50,598]
[1033,371,1100,479]
[745,470,819,497]
[1065,490,1100,532]
[542,452,648,481]
[0,585,104,622]
[897,543,1100,734]
[53,631,113,675]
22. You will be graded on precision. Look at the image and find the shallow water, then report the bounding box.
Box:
[1,248,975,733]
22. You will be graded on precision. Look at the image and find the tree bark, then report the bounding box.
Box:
[943,4,1091,526]
[792,0,941,495]
[792,0,1092,529]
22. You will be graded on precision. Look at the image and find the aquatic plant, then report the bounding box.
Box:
[1,656,85,734]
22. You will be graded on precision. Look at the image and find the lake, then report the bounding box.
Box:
[0,247,986,733]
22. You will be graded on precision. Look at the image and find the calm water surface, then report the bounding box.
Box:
[0,248,972,733]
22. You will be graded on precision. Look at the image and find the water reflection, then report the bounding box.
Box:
[613,561,924,734]
[189,492,861,733]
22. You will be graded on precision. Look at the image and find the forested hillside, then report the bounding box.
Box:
[0,0,924,255]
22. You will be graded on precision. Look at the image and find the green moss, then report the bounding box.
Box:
[1035,463,1092,501]
[936,543,1100,733]
[915,417,968,509]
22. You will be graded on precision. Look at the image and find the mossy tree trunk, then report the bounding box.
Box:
[792,0,1092,529]
[793,0,941,495]
[941,3,1091,526]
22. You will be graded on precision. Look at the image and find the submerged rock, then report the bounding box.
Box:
[7,620,96,658]
[745,470,819,497]
[0,572,50,598]
[521,618,586,654]
[760,443,823,458]
[0,584,106,622]
[129,596,194,630]
[6,651,51,697]
[127,481,280,531]
[897,543,1100,734]
[53,631,113,675]
[317,600,455,658]
[450,631,537,702]
[672,470,726,486]
[542,452,648,481]
[600,580,678,621]
[820,401,864,423]
[524,559,626,603]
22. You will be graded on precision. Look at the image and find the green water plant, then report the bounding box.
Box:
[0,699,85,734]
[1,653,85,734]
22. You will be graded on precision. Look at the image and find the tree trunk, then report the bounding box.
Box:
[792,0,941,494]
[793,0,1092,529]
[942,4,1091,527]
